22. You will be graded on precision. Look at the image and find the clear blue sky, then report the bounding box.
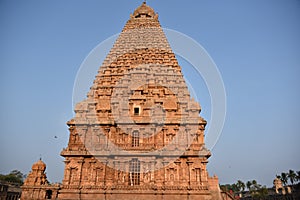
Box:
[0,0,299,187]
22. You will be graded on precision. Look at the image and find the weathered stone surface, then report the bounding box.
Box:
[22,2,223,199]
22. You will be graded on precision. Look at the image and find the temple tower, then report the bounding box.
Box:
[21,160,60,199]
[58,2,222,199]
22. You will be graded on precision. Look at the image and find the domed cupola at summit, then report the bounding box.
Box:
[132,2,156,18]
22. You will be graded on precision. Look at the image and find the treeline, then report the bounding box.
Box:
[276,169,300,186]
[220,179,268,198]
[0,170,25,186]
[220,169,300,198]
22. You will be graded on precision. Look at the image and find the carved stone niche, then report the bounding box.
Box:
[163,97,177,110]
[97,99,111,110]
[166,165,177,186]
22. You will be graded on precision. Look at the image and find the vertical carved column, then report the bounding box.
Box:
[164,128,168,147]
[125,160,129,186]
[92,127,99,150]
[175,127,179,149]
[151,128,154,149]
[201,161,208,183]
[151,160,155,184]
[89,160,96,185]
[81,127,88,150]
[78,157,84,187]
[103,160,107,186]
[187,160,193,187]
[62,159,70,185]
[162,160,169,186]
[154,159,161,187]
[174,160,181,185]
[104,127,110,149]
[186,128,191,149]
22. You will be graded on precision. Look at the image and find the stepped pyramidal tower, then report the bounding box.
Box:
[22,2,225,200]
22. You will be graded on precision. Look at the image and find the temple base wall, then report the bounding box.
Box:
[58,189,219,200]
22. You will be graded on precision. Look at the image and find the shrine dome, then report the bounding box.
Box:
[32,159,46,171]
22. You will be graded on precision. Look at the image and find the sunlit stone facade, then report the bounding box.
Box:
[22,3,223,200]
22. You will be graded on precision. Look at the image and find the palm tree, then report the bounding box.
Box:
[281,172,288,186]
[246,181,252,192]
[236,180,245,192]
[252,180,258,189]
[236,180,245,197]
[287,170,296,185]
[296,171,300,183]
[231,183,239,193]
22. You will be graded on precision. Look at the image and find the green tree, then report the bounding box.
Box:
[252,186,268,199]
[236,180,245,192]
[246,181,252,192]
[220,184,228,192]
[220,183,240,194]
[296,171,300,183]
[231,183,239,193]
[281,172,288,186]
[252,180,261,190]
[236,180,245,197]
[287,170,296,185]
[0,170,25,185]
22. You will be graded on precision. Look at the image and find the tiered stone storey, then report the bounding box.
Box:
[22,2,223,200]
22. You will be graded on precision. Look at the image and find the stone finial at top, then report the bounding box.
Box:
[131,1,158,19]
